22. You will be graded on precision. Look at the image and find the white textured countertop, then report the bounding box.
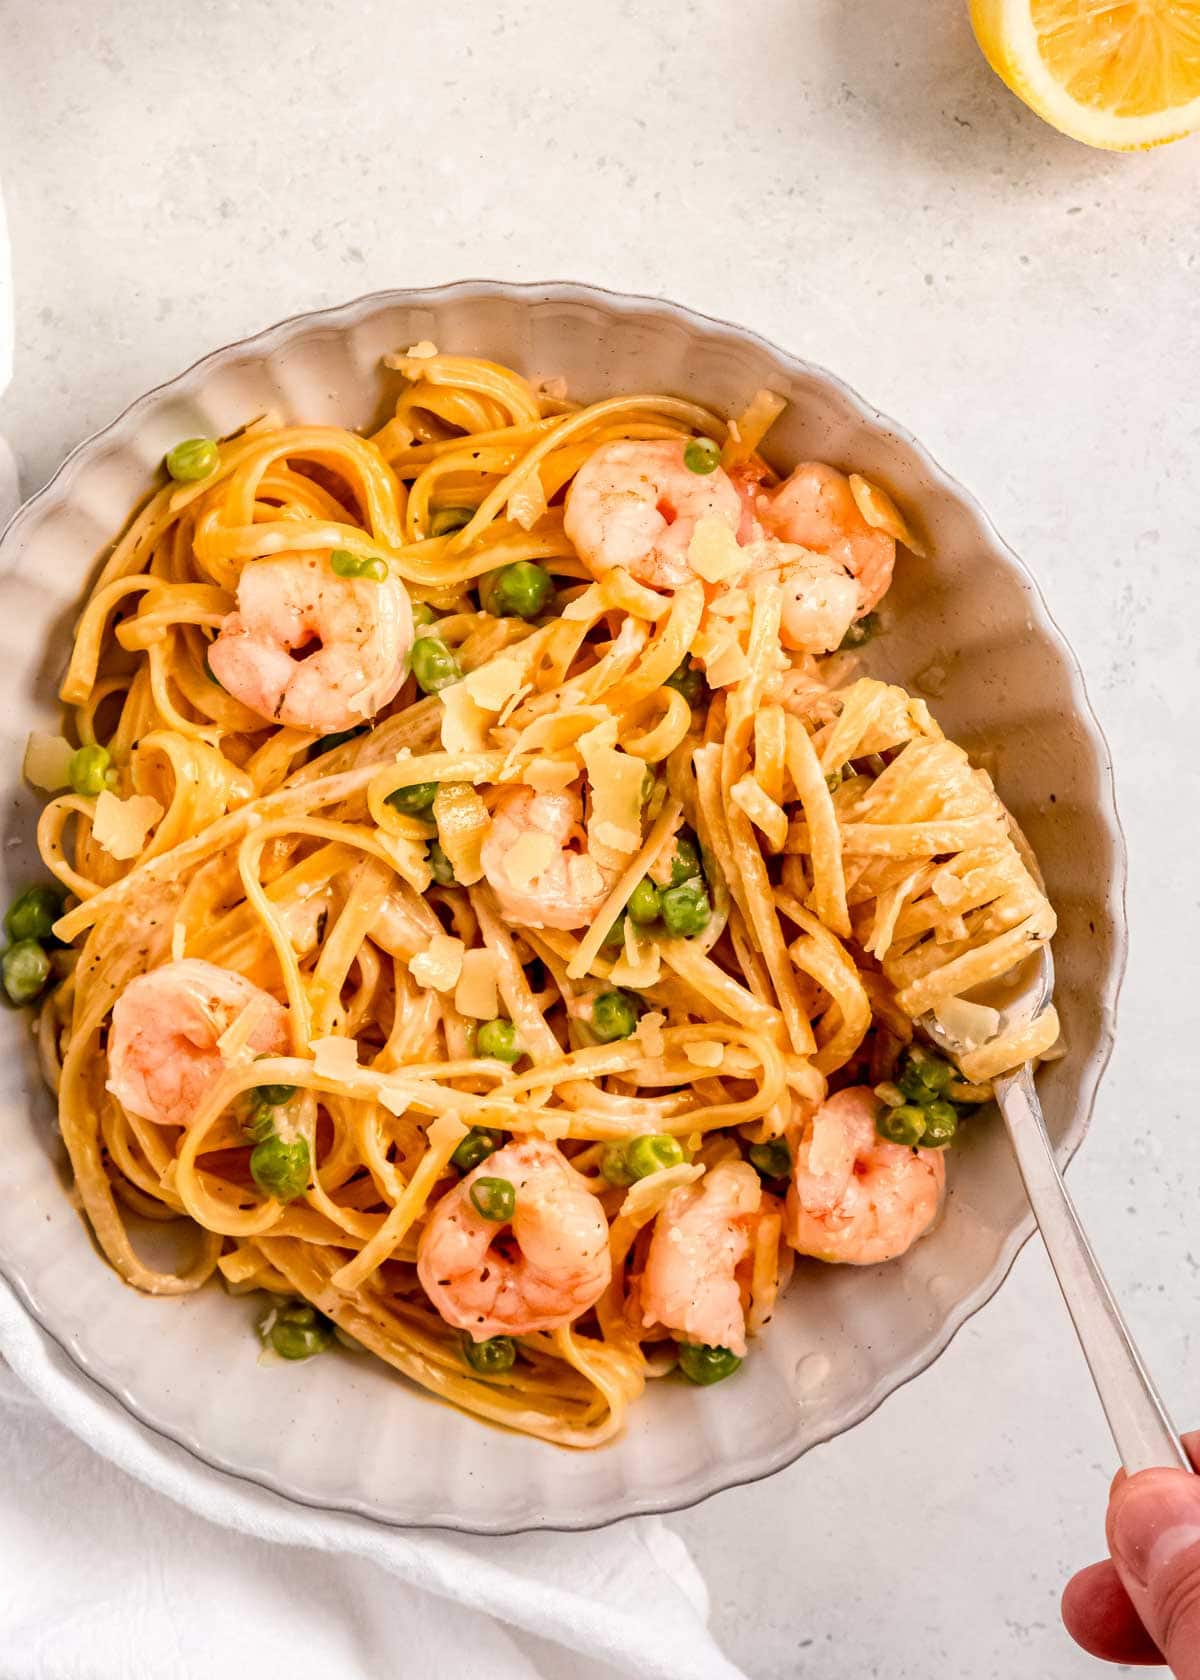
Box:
[2,4,1198,1675]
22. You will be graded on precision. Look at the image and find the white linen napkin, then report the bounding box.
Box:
[0,193,744,1680]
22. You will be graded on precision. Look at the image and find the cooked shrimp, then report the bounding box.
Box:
[417,1138,612,1340]
[107,958,288,1129]
[480,784,618,932]
[640,1160,763,1356]
[208,553,414,732]
[564,439,744,591]
[786,1086,944,1265]
[749,541,859,654]
[757,462,895,615]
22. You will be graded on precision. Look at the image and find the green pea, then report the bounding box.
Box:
[920,1101,958,1149]
[485,561,552,621]
[5,884,66,945]
[430,507,474,538]
[165,437,218,482]
[748,1138,792,1180]
[626,1134,685,1179]
[428,840,455,884]
[330,548,388,581]
[462,1333,516,1374]
[470,1175,516,1223]
[626,878,661,926]
[411,635,462,695]
[244,1105,276,1143]
[600,1143,635,1187]
[2,940,51,1006]
[677,1342,742,1386]
[664,659,705,706]
[897,1045,957,1102]
[386,781,439,815]
[250,1135,310,1202]
[451,1126,504,1174]
[682,436,721,475]
[255,1082,296,1107]
[268,1301,333,1361]
[876,1104,928,1147]
[667,834,703,887]
[411,601,437,628]
[839,612,880,651]
[312,725,367,756]
[591,990,638,1043]
[602,911,628,949]
[476,1018,521,1064]
[660,879,712,939]
[825,767,844,793]
[68,744,117,797]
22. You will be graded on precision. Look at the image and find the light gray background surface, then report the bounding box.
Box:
[1,3,1197,1676]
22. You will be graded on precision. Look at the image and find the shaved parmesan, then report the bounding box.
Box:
[610,940,661,990]
[687,515,746,583]
[634,1009,666,1061]
[807,1110,847,1178]
[848,474,927,557]
[455,948,500,1020]
[440,683,492,753]
[579,727,645,865]
[933,995,1001,1052]
[464,656,525,714]
[310,1035,361,1081]
[409,932,465,994]
[91,791,163,860]
[524,756,580,795]
[683,1039,725,1069]
[561,582,606,622]
[505,831,558,892]
[405,340,438,359]
[23,732,74,793]
[701,637,751,690]
[567,853,606,899]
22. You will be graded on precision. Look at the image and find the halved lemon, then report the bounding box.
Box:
[970,0,1200,150]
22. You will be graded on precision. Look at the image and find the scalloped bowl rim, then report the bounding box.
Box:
[0,281,1129,1534]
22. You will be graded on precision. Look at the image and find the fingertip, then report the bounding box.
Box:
[1061,1558,1163,1665]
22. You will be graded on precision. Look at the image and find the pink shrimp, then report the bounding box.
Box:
[106,958,288,1129]
[417,1138,612,1341]
[208,552,414,732]
[756,462,896,616]
[564,439,745,592]
[640,1160,764,1357]
[786,1086,944,1265]
[479,784,618,932]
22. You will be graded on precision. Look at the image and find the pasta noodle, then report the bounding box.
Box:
[16,349,1057,1446]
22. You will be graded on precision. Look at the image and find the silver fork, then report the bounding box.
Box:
[921,946,1189,1475]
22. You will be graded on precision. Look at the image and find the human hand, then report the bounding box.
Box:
[1063,1431,1200,1674]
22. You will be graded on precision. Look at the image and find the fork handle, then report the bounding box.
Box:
[993,1063,1189,1475]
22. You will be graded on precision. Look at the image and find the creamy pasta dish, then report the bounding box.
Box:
[10,348,1058,1444]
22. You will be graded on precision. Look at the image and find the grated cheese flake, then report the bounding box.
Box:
[440,683,492,753]
[464,656,525,714]
[310,1035,361,1081]
[504,831,558,893]
[634,1010,666,1061]
[687,515,746,583]
[683,1039,725,1069]
[579,725,645,863]
[405,340,438,359]
[524,755,580,795]
[455,948,500,1020]
[91,791,163,860]
[23,732,75,793]
[933,995,1001,1052]
[409,931,466,993]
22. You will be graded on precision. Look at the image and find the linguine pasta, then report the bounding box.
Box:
[17,349,1058,1446]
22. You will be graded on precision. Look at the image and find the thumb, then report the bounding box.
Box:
[1108,1468,1200,1679]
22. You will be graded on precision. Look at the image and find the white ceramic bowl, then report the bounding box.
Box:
[0,283,1126,1532]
